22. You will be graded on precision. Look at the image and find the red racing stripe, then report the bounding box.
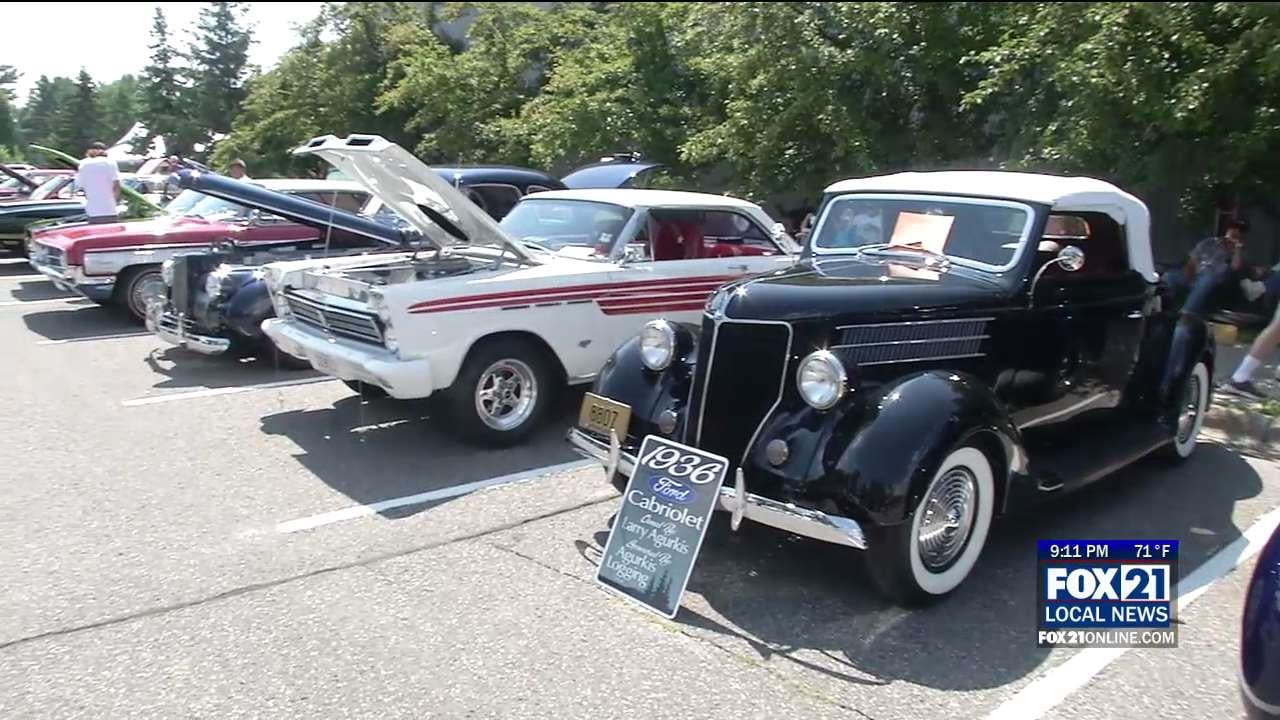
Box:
[599,300,709,316]
[407,275,734,313]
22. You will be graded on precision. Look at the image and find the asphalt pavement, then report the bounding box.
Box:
[2,257,1277,719]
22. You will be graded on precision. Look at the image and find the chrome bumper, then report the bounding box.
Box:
[145,303,231,355]
[566,428,867,550]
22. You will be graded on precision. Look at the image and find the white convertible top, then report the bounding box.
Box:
[528,188,761,210]
[825,171,1156,282]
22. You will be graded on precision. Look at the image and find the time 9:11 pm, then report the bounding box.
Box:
[1048,543,1108,559]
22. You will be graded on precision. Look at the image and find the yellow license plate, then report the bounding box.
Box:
[578,393,632,440]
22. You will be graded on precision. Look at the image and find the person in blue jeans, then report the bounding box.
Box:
[1163,219,1249,399]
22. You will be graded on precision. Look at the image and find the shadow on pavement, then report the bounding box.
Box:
[143,346,321,390]
[21,305,138,341]
[9,280,79,302]
[581,441,1261,692]
[258,387,587,518]
[0,261,34,276]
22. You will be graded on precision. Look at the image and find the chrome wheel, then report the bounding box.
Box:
[474,358,538,432]
[129,271,167,319]
[1176,372,1202,446]
[916,466,978,572]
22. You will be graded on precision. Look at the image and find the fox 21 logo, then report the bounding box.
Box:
[1037,540,1178,648]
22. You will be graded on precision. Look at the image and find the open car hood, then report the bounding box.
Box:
[172,169,410,248]
[0,164,39,190]
[292,134,539,264]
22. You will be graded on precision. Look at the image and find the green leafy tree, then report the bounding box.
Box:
[215,2,426,175]
[378,2,606,164]
[189,1,253,136]
[963,2,1280,221]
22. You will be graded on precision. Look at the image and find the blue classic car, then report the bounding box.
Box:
[148,165,568,365]
[1242,524,1280,718]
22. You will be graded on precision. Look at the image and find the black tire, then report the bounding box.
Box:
[446,337,556,446]
[864,442,995,606]
[1157,360,1210,463]
[342,379,389,399]
[115,265,165,323]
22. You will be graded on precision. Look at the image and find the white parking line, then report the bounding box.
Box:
[0,274,46,281]
[985,504,1280,720]
[0,297,81,307]
[121,376,336,406]
[275,458,596,534]
[0,257,28,265]
[38,332,150,345]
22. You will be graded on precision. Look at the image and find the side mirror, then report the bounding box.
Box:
[1028,245,1086,308]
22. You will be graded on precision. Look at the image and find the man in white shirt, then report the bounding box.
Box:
[77,141,121,223]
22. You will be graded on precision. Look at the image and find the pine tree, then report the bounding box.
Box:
[141,8,193,154]
[21,76,63,149]
[0,65,17,149]
[99,75,142,147]
[63,69,101,153]
[189,2,253,136]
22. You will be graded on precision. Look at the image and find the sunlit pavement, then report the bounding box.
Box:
[0,265,1272,719]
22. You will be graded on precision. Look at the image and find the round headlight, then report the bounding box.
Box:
[639,319,676,371]
[796,350,847,410]
[161,259,175,286]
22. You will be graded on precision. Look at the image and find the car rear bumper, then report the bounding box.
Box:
[566,427,868,550]
[146,303,232,355]
[262,318,432,399]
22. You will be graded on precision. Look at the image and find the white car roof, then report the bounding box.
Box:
[825,171,1155,282]
[254,178,368,194]
[526,188,763,210]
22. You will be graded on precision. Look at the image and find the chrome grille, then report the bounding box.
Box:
[284,290,383,345]
[33,244,65,270]
[833,317,991,366]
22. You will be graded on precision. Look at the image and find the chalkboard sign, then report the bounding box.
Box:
[596,435,729,618]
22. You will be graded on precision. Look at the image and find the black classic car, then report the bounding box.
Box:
[147,171,413,364]
[569,171,1214,606]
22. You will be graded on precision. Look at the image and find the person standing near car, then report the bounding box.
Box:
[76,141,121,224]
[226,158,251,181]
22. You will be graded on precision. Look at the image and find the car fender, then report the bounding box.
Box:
[592,324,700,438]
[827,370,1024,527]
[224,278,274,339]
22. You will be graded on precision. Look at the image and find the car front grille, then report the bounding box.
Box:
[33,244,65,270]
[284,290,384,346]
[685,318,792,464]
[832,317,991,367]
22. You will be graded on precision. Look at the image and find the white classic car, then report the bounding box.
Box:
[261,134,799,445]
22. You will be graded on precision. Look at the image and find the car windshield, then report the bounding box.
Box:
[0,176,27,191]
[165,189,251,221]
[29,176,69,201]
[499,199,632,258]
[812,194,1033,271]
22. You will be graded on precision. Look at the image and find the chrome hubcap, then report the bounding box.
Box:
[917,466,978,571]
[474,359,537,431]
[132,273,167,316]
[1176,373,1202,445]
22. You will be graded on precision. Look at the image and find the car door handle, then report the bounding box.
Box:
[728,264,749,272]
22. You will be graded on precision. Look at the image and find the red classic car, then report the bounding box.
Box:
[28,178,374,321]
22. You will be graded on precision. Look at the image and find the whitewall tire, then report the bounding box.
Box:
[1170,361,1209,460]
[867,443,995,604]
